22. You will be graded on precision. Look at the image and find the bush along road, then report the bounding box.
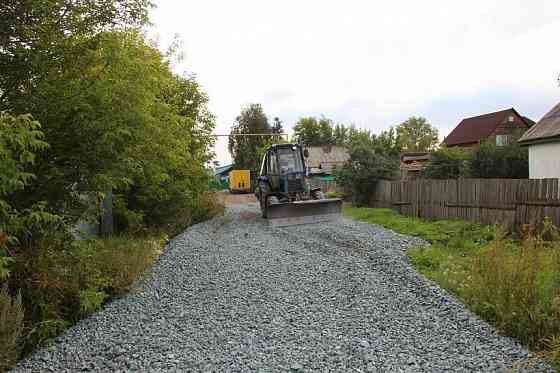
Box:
[14,202,551,372]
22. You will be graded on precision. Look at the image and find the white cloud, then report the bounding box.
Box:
[151,0,560,164]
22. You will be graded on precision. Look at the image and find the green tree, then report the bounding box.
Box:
[333,124,348,145]
[337,142,398,206]
[396,117,439,152]
[343,126,401,159]
[422,147,471,179]
[0,0,151,111]
[372,127,402,159]
[228,104,272,174]
[293,116,336,146]
[0,112,59,276]
[5,30,215,232]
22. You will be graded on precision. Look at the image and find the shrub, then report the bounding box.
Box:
[470,143,529,178]
[336,145,398,206]
[467,231,560,350]
[0,286,24,371]
[422,147,471,179]
[9,233,165,356]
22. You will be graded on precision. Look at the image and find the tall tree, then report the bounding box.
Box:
[333,124,348,145]
[0,0,151,111]
[228,104,271,173]
[293,116,335,146]
[6,30,215,230]
[396,117,439,152]
[374,127,401,158]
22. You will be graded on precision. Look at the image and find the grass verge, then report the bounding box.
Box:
[5,234,165,363]
[1,192,225,371]
[344,206,560,368]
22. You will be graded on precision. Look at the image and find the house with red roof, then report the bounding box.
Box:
[443,108,534,148]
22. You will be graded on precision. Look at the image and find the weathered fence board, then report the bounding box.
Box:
[369,178,560,228]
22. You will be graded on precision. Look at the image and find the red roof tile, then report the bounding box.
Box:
[443,108,529,146]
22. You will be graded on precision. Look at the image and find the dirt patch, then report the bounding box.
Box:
[223,192,257,206]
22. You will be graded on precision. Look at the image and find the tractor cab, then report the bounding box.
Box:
[255,143,341,226]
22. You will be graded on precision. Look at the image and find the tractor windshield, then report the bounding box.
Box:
[277,147,305,174]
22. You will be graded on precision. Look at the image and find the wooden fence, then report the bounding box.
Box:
[370,178,560,228]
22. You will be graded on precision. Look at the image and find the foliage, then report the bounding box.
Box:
[371,127,402,158]
[293,116,335,146]
[470,142,529,179]
[422,147,471,179]
[292,116,402,160]
[336,145,398,206]
[208,178,229,191]
[0,112,61,278]
[9,233,165,355]
[228,104,275,174]
[0,29,217,236]
[158,191,225,238]
[345,206,560,368]
[343,207,493,245]
[1,2,223,370]
[0,0,151,111]
[396,116,439,152]
[0,286,24,371]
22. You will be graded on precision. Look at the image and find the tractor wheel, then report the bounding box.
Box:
[312,190,325,200]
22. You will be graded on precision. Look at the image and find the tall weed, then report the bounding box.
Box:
[345,207,560,367]
[467,231,560,351]
[10,234,165,358]
[0,286,24,371]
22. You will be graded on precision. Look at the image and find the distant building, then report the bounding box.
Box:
[443,108,534,148]
[214,164,234,182]
[518,102,560,179]
[305,145,349,175]
[400,152,431,180]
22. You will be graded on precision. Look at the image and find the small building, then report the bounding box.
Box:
[400,152,431,180]
[214,164,234,182]
[518,102,560,179]
[305,145,350,175]
[443,108,534,148]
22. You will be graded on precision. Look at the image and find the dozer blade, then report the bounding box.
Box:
[266,198,342,227]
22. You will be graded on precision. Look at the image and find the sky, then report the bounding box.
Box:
[151,1,560,165]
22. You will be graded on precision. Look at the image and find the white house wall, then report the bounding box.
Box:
[528,142,560,179]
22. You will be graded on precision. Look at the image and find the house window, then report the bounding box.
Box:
[508,115,515,122]
[496,134,508,146]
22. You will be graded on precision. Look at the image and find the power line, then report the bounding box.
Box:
[213,133,289,137]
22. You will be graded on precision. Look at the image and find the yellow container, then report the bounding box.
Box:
[229,170,251,193]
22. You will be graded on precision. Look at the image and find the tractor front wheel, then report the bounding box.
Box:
[260,194,268,218]
[312,190,325,200]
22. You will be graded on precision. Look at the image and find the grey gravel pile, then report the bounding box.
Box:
[14,202,552,372]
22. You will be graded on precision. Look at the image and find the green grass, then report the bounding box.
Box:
[6,234,166,361]
[325,191,345,199]
[1,192,226,372]
[343,206,494,247]
[344,206,560,368]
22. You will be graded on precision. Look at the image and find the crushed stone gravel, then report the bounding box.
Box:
[13,202,552,372]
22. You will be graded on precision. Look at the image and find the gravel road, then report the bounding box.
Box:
[14,200,550,372]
